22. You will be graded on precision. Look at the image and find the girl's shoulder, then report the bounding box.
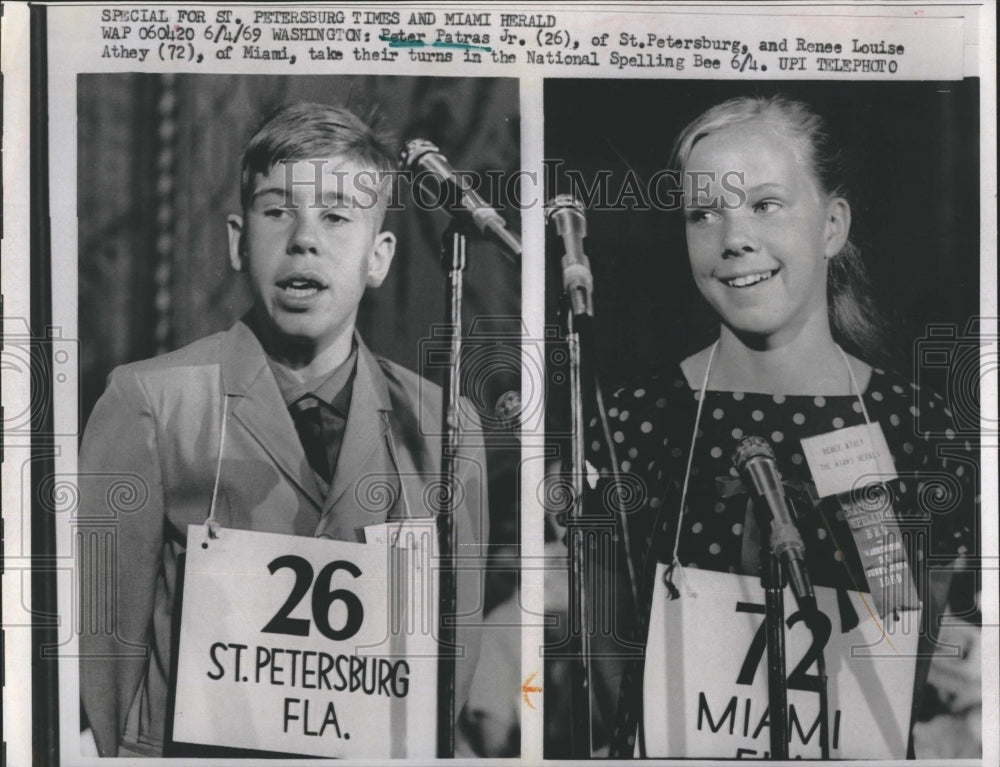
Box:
[606,369,693,417]
[679,346,713,391]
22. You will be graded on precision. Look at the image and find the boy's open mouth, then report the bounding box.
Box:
[276,276,327,298]
[721,268,779,288]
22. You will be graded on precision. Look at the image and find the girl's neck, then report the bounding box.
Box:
[683,324,871,395]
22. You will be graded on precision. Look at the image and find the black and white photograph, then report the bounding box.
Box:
[543,79,984,759]
[67,73,522,759]
[1,3,996,766]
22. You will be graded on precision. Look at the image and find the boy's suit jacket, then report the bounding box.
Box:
[78,320,488,757]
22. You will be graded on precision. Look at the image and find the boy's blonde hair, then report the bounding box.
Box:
[239,102,396,215]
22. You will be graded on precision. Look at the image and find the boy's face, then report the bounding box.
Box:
[228,157,395,357]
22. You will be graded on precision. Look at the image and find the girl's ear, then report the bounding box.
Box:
[824,197,851,259]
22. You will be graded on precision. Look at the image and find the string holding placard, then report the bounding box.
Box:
[663,561,696,600]
[200,520,222,550]
[661,565,681,600]
[660,340,719,603]
[202,391,231,549]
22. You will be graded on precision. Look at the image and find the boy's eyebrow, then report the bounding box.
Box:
[251,186,290,202]
[251,186,351,206]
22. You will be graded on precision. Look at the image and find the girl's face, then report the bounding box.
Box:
[682,118,849,348]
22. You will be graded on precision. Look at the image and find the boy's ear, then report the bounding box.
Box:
[823,197,851,259]
[227,214,245,272]
[366,231,397,288]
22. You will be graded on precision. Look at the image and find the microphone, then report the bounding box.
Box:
[400,139,521,257]
[733,436,816,611]
[545,195,593,318]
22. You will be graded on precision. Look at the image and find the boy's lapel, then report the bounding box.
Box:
[221,321,324,510]
[316,339,394,539]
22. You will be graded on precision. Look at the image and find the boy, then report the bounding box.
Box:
[78,103,487,757]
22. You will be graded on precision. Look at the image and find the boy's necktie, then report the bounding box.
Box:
[288,394,343,485]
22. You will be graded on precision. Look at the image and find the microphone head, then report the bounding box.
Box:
[544,194,586,227]
[733,435,776,473]
[399,138,440,171]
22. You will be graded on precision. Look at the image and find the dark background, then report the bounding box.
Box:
[544,79,980,395]
[77,73,522,550]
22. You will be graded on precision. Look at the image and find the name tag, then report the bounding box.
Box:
[174,523,437,758]
[800,422,915,616]
[642,566,919,760]
[801,422,897,498]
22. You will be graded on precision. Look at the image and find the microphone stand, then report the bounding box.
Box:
[565,308,594,759]
[436,222,465,759]
[560,260,639,758]
[755,503,832,760]
[760,544,790,760]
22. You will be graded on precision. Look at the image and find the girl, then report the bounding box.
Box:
[587,95,978,759]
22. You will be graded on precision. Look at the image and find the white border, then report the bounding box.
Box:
[0,2,994,765]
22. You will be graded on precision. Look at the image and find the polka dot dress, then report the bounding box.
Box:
[586,367,978,757]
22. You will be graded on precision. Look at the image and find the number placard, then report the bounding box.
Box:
[642,566,919,759]
[173,524,437,758]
